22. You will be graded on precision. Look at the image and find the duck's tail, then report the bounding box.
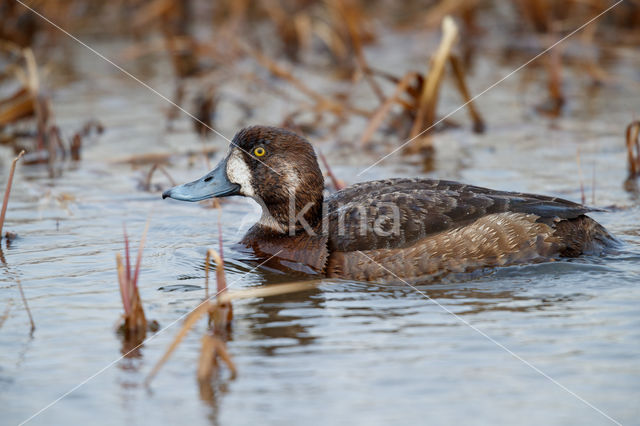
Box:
[555,215,617,257]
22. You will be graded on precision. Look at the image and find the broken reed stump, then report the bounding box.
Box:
[0,150,25,241]
[205,248,233,335]
[116,221,157,345]
[626,121,640,180]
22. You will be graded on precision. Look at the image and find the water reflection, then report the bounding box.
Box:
[221,260,596,361]
[624,178,639,201]
[243,286,323,356]
[199,377,230,426]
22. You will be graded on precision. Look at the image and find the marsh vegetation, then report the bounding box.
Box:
[1,1,639,425]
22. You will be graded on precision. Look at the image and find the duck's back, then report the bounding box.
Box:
[324,178,613,281]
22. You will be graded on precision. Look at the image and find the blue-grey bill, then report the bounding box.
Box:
[162,158,240,201]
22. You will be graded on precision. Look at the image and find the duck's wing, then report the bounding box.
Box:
[325,178,600,252]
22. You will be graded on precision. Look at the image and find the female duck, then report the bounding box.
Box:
[162,126,614,281]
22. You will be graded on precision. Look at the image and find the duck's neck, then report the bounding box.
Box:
[255,190,325,236]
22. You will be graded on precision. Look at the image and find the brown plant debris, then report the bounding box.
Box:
[0,86,34,127]
[334,0,384,102]
[238,41,369,118]
[0,48,102,172]
[407,16,459,155]
[359,16,483,152]
[359,72,420,146]
[142,163,177,192]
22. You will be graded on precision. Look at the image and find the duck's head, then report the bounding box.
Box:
[162,126,325,233]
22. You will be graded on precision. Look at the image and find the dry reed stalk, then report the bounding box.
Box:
[217,281,321,305]
[23,48,50,152]
[318,151,346,191]
[0,150,25,239]
[144,164,177,192]
[424,0,480,28]
[116,221,150,338]
[17,279,35,333]
[313,19,349,62]
[114,147,219,166]
[448,55,485,133]
[261,0,301,61]
[518,0,550,33]
[359,72,420,146]
[626,121,640,179]
[226,0,250,35]
[335,0,384,102]
[322,0,374,70]
[132,0,176,29]
[0,87,34,127]
[205,247,232,334]
[410,16,459,141]
[205,248,227,295]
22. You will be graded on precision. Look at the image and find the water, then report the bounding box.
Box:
[1,30,639,426]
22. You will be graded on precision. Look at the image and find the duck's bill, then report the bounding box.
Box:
[162,159,240,202]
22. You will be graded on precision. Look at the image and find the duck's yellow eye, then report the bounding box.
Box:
[254,147,266,157]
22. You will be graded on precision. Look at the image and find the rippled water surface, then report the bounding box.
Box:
[1,31,640,426]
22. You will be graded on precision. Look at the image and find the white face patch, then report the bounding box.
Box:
[226,149,255,197]
[281,162,300,196]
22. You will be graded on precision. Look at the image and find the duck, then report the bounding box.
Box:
[162,125,615,282]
